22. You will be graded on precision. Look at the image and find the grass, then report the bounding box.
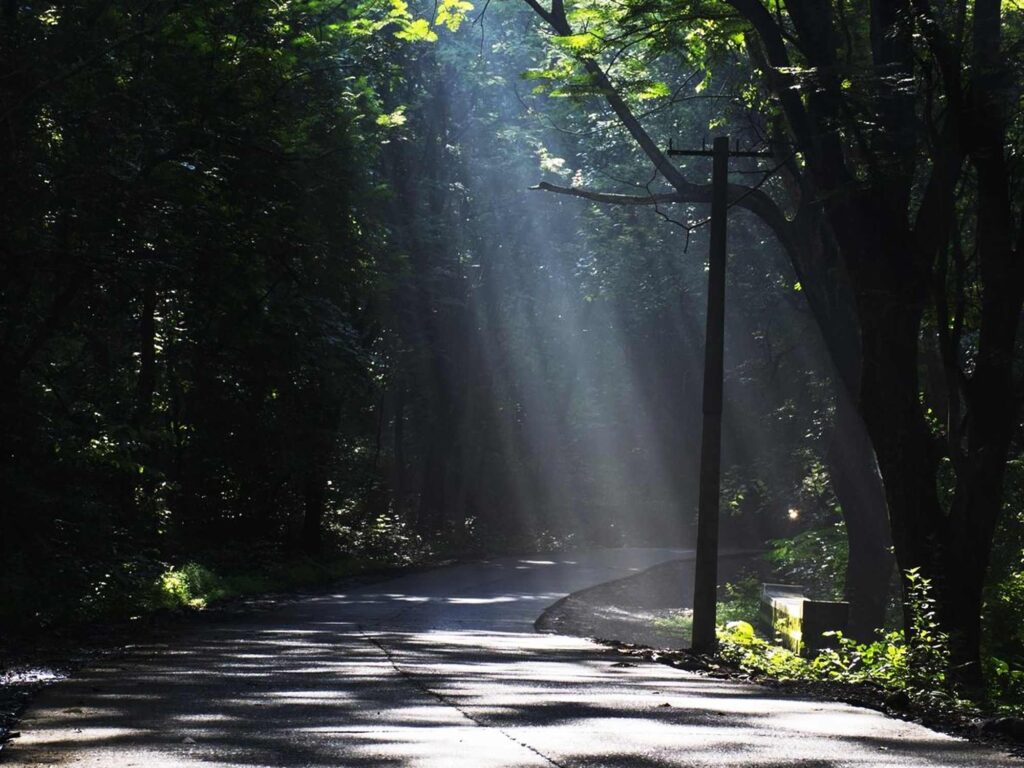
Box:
[653,576,762,644]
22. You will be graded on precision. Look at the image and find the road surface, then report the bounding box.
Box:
[4,548,1019,767]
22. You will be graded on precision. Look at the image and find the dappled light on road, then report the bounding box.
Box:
[5,551,1019,767]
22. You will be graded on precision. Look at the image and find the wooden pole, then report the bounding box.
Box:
[690,136,729,654]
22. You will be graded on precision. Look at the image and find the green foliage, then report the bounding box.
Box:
[714,569,956,709]
[337,514,430,564]
[717,621,809,679]
[718,576,761,623]
[0,0,418,637]
[767,522,848,601]
[157,564,227,609]
[902,569,951,697]
[654,577,762,642]
[982,459,1024,705]
[150,553,380,612]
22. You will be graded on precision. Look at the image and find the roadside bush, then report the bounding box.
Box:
[767,522,847,600]
[156,563,227,609]
[715,569,959,711]
[982,460,1024,708]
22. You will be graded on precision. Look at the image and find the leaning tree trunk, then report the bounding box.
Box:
[827,385,894,639]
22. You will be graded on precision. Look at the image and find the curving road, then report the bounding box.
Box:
[4,549,1020,767]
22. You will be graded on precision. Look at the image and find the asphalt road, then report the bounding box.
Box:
[4,548,1020,767]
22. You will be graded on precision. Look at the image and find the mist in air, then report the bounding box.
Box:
[380,18,837,553]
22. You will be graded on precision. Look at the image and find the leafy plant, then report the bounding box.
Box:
[709,569,960,711]
[767,523,848,600]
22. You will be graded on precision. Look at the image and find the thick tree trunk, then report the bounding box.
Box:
[789,216,895,638]
[828,386,893,639]
[941,310,1019,686]
[843,220,949,646]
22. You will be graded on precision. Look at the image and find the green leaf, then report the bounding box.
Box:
[635,81,671,100]
[395,18,438,41]
[551,33,601,52]
[375,106,408,127]
[434,0,474,31]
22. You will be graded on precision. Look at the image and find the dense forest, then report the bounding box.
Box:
[1,0,1022,711]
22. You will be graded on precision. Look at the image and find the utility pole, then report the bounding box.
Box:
[667,136,772,653]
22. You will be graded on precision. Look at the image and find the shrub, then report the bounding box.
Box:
[712,569,962,712]
[767,522,847,600]
[155,563,227,609]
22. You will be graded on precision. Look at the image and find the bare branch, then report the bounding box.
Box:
[531,177,799,260]
[530,181,679,205]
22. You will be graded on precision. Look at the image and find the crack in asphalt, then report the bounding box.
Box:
[357,625,568,768]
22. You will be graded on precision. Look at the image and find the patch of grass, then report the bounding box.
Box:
[654,610,693,640]
[654,576,762,644]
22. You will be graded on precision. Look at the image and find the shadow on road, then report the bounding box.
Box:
[5,553,1019,767]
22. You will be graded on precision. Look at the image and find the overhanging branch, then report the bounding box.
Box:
[532,180,799,257]
[530,181,679,205]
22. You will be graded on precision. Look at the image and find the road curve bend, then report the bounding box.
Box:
[4,548,1019,767]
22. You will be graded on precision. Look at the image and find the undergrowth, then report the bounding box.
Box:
[716,569,959,710]
[150,555,379,611]
[695,569,1024,716]
[0,545,409,644]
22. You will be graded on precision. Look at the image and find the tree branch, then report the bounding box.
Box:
[531,179,798,259]
[530,181,679,205]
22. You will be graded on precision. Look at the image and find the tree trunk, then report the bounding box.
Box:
[828,385,894,639]
[790,215,895,638]
[844,223,945,635]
